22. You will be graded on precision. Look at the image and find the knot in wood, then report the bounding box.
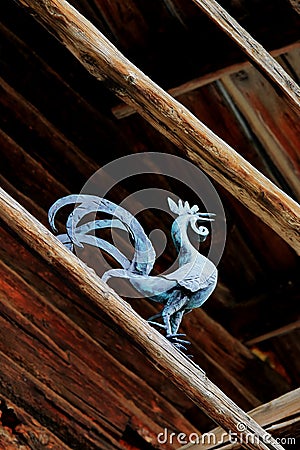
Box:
[127,74,136,85]
[81,52,96,67]
[234,70,248,82]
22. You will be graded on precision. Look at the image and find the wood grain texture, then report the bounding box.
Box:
[0,219,290,419]
[69,0,300,89]
[174,80,299,274]
[0,233,198,449]
[0,223,196,415]
[0,395,73,450]
[0,187,287,450]
[181,309,290,404]
[12,0,300,253]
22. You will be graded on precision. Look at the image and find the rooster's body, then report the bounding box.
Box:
[48,195,217,348]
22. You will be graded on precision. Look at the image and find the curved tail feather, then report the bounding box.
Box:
[48,194,84,232]
[75,219,128,236]
[56,219,131,269]
[76,234,131,269]
[48,195,155,275]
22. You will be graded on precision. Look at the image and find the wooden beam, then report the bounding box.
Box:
[0,187,286,450]
[246,320,300,346]
[112,43,300,120]
[288,0,300,14]
[179,388,300,449]
[190,0,300,112]
[13,0,300,253]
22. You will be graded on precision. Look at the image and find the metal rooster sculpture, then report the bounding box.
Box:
[48,195,217,350]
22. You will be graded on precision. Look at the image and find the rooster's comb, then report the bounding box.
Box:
[167,198,199,216]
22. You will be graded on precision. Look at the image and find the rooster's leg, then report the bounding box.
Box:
[169,311,191,350]
[170,310,184,335]
[162,295,190,351]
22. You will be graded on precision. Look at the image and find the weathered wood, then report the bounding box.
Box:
[0,188,287,450]
[0,175,49,226]
[267,417,300,437]
[0,350,123,450]
[0,75,161,237]
[179,388,300,449]
[288,0,300,14]
[66,0,300,90]
[0,424,29,450]
[1,6,291,304]
[13,0,300,253]
[0,395,73,450]
[220,68,300,201]
[112,43,300,119]
[5,0,300,95]
[0,222,197,416]
[173,81,299,275]
[126,297,282,413]
[0,254,198,449]
[190,0,300,112]
[0,220,290,420]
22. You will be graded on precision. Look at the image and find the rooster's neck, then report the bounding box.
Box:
[171,216,198,265]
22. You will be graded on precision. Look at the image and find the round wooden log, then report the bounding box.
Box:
[12,0,300,253]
